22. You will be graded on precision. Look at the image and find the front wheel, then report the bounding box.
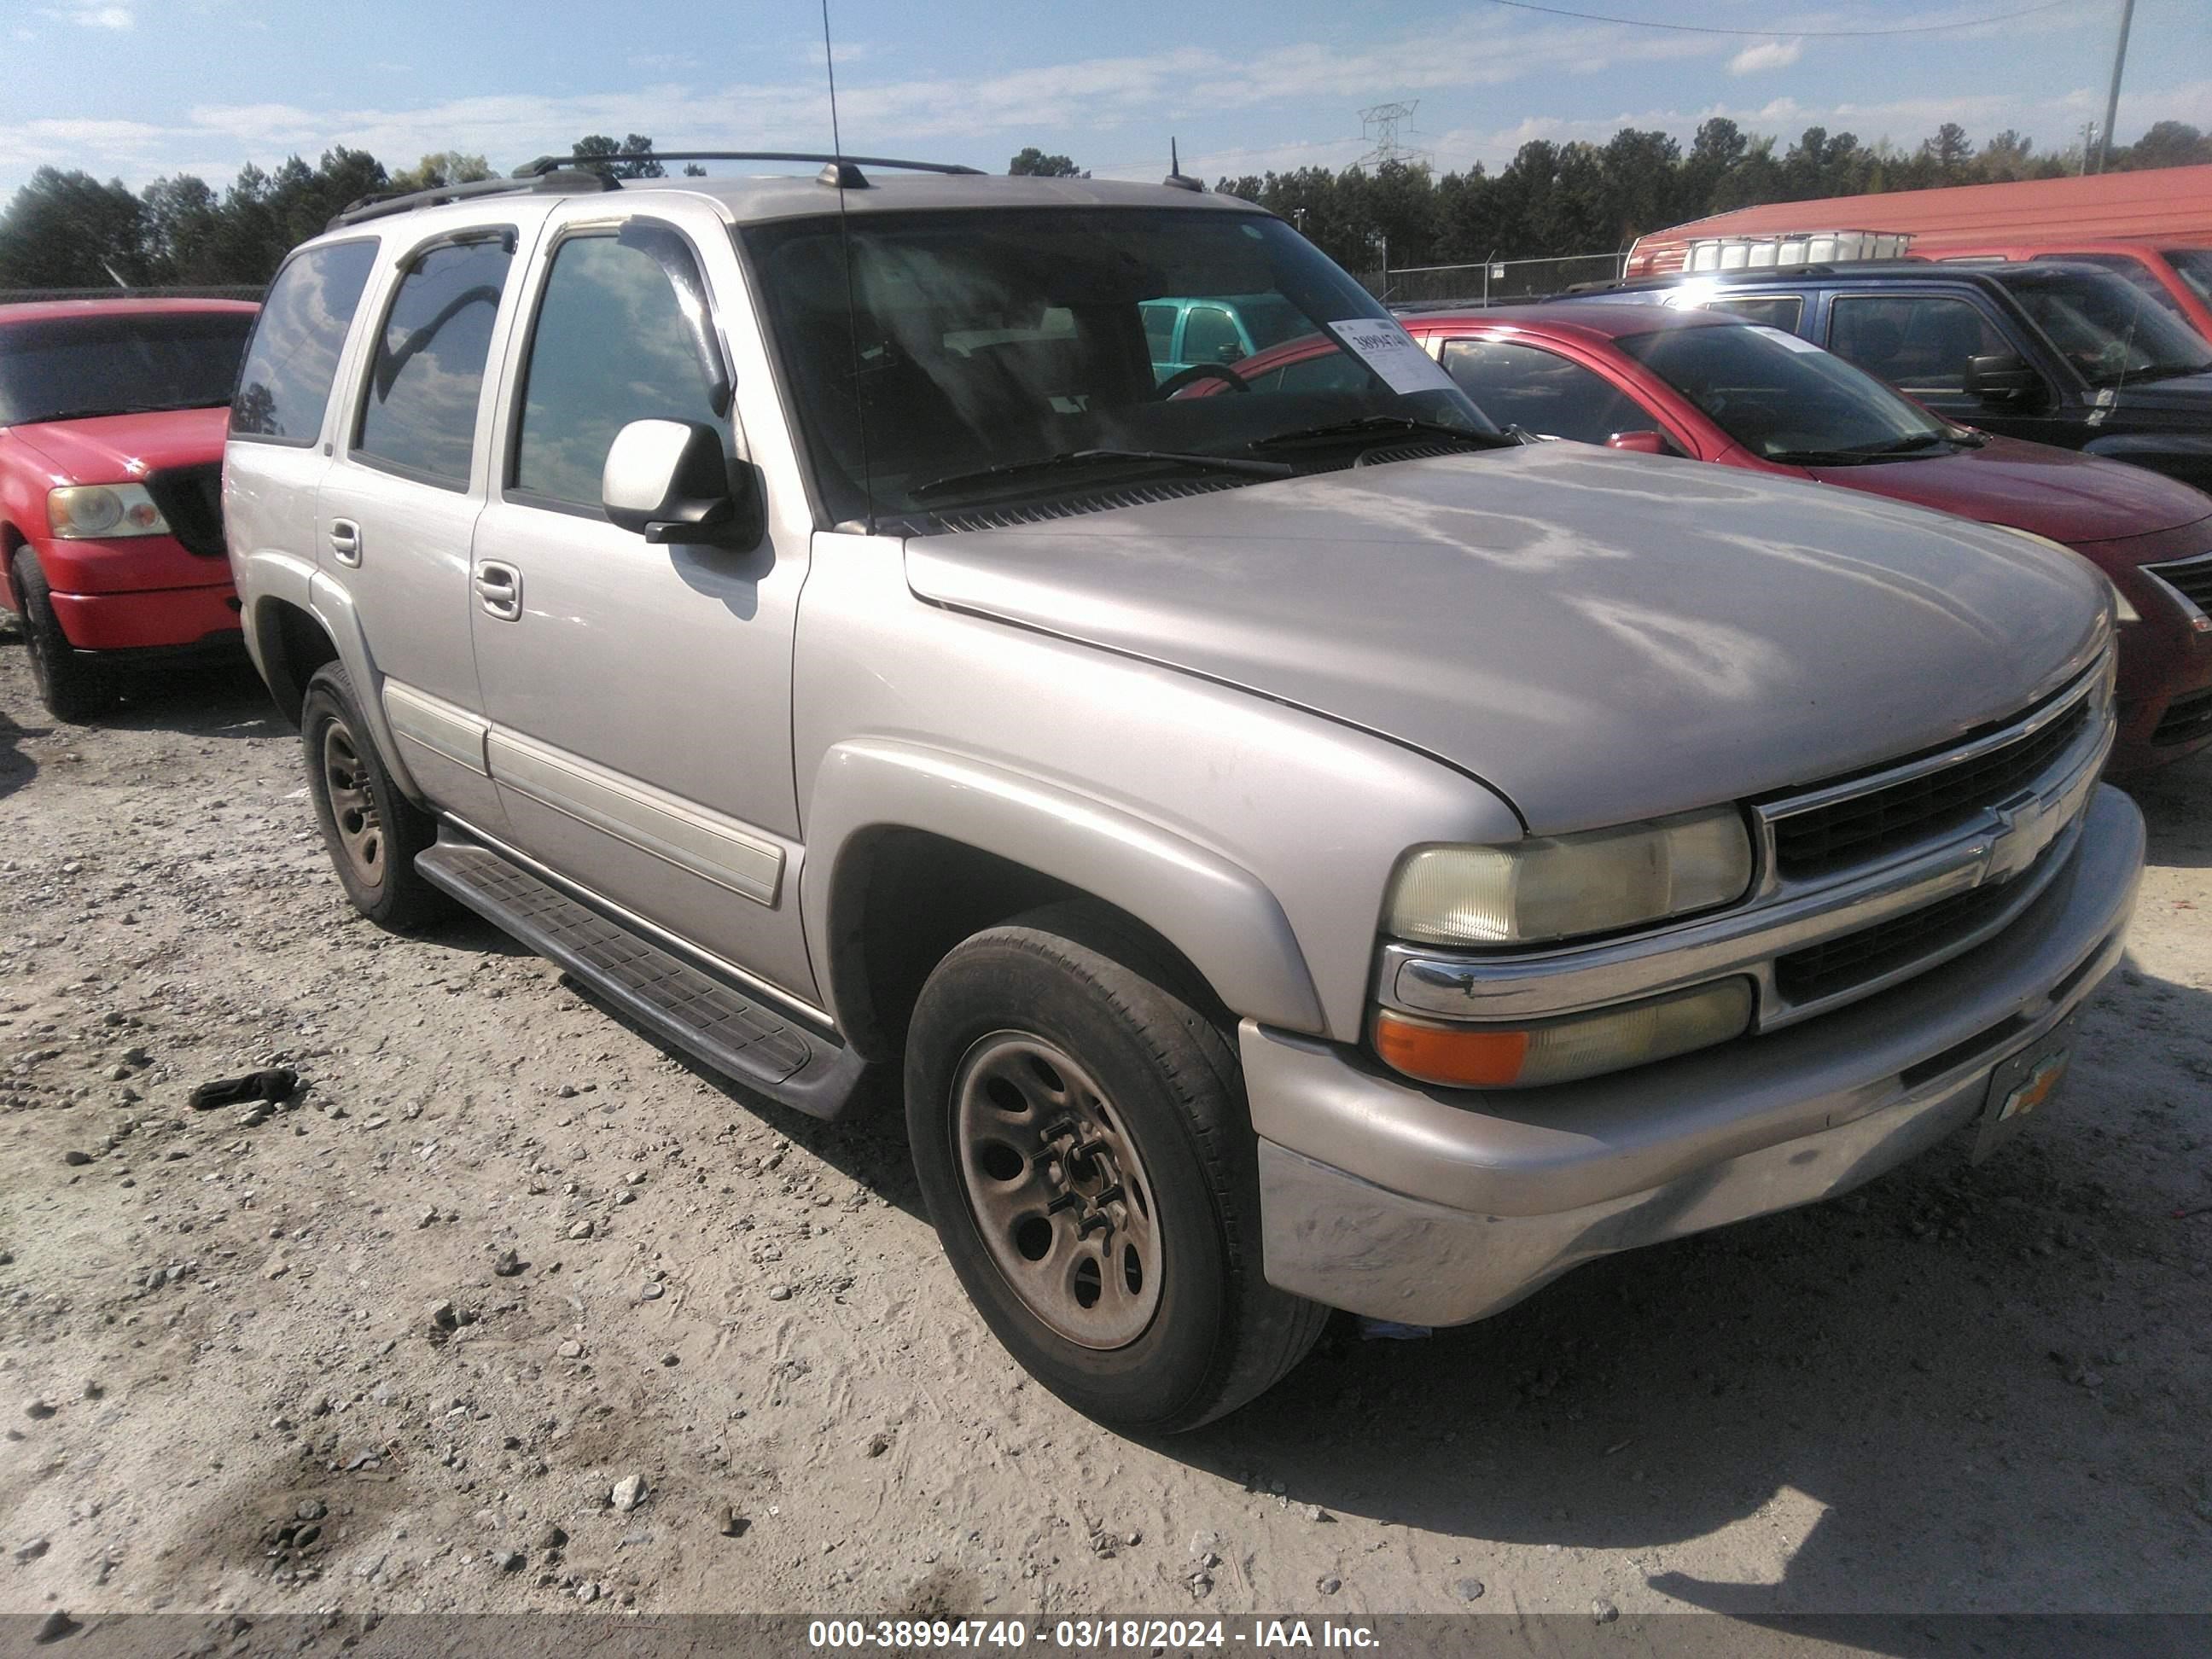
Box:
[905,904,1326,1433]
[11,552,113,723]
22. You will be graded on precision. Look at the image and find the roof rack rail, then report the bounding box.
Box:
[327,169,614,231]
[512,150,986,183]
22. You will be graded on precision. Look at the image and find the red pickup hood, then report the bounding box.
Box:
[6,405,230,485]
[1806,434,2212,549]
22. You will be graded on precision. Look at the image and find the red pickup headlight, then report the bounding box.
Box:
[47,484,172,539]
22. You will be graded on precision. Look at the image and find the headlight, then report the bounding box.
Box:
[1375,978,1755,1090]
[1385,806,1753,948]
[47,484,171,540]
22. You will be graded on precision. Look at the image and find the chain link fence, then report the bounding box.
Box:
[1356,252,1628,308]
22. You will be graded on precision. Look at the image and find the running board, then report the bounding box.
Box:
[416,835,869,1121]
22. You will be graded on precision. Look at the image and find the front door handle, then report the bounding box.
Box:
[328,519,362,567]
[474,560,522,621]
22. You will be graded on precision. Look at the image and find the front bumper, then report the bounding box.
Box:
[1249,785,2144,1326]
[47,582,242,652]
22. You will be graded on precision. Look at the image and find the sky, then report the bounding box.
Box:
[3,0,2208,207]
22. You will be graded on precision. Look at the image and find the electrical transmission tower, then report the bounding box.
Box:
[1357,101,1424,169]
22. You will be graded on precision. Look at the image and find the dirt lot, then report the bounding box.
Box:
[2,635,2209,1633]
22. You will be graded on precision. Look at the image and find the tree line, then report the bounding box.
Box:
[0,135,696,290]
[1213,119,2212,277]
[3,119,2209,292]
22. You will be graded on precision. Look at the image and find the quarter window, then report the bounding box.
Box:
[231,242,376,444]
[1441,337,1647,443]
[511,232,729,510]
[355,236,515,486]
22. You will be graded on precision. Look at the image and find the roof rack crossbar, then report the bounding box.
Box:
[326,169,614,231]
[513,150,986,180]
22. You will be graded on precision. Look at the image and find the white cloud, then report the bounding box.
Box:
[49,3,134,28]
[1729,40,1803,77]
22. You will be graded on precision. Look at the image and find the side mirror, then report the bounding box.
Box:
[602,419,758,547]
[1965,352,2039,404]
[1215,342,1248,364]
[1605,429,1675,456]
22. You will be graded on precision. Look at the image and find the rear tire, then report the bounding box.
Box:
[905,902,1326,1433]
[300,661,448,931]
[11,553,112,724]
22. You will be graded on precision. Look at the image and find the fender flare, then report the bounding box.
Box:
[240,550,429,803]
[801,738,1328,1038]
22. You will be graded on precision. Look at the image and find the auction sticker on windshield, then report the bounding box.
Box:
[1329,317,1462,396]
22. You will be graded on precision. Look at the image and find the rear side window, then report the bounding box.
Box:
[1141,304,1178,359]
[355,236,515,487]
[1441,337,1647,443]
[511,232,728,510]
[1702,294,1802,332]
[231,242,376,445]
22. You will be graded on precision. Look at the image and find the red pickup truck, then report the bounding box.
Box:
[1,298,258,719]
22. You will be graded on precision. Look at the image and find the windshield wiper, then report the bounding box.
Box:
[32,401,216,422]
[911,448,1290,503]
[1249,415,1512,452]
[1767,432,1959,465]
[2116,361,2211,385]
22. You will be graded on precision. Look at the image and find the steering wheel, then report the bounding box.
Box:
[1156,362,1249,399]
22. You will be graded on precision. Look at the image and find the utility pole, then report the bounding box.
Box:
[2093,0,2136,174]
[2080,121,2099,176]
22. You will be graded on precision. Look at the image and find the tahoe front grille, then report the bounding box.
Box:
[2145,551,2212,613]
[1775,839,2064,1004]
[143,463,225,558]
[1770,698,2090,880]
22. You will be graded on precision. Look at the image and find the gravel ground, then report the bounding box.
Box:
[2,636,2209,1629]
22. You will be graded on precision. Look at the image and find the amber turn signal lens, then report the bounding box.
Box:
[1373,1012,1532,1088]
[1373,978,1755,1090]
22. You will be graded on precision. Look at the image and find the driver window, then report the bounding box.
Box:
[1181,306,1246,365]
[1828,295,2005,395]
[511,231,730,511]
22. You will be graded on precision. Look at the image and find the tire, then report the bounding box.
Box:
[10,552,113,723]
[905,902,1327,1433]
[299,661,448,931]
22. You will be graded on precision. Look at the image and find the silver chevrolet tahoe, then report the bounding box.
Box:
[224,154,2145,1433]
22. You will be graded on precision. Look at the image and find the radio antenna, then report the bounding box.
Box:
[823,0,876,533]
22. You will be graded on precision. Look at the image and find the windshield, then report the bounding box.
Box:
[0,310,257,426]
[2165,248,2212,308]
[1615,323,1954,462]
[1989,265,2212,386]
[740,207,1492,524]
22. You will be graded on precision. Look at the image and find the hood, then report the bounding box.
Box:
[1807,434,2212,546]
[2107,370,2212,422]
[905,444,2110,834]
[5,405,230,484]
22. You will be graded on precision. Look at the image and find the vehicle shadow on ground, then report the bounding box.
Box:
[538,962,927,1221]
[0,700,41,803]
[101,657,285,739]
[1165,958,2212,1637]
[2116,745,2212,871]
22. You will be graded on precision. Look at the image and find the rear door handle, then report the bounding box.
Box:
[474,560,522,621]
[328,519,362,567]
